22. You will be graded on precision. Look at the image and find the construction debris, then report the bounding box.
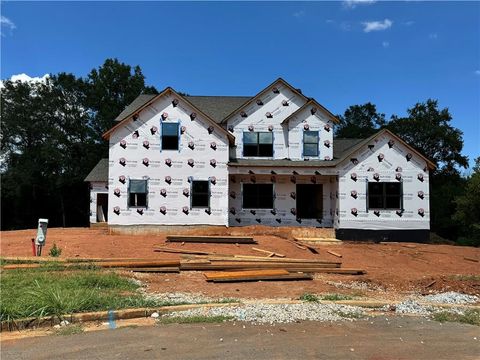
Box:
[327,250,342,258]
[166,235,256,244]
[204,269,313,282]
[252,247,285,258]
[294,237,343,245]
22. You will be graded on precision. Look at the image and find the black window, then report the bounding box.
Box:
[242,184,274,209]
[243,132,273,157]
[191,180,210,208]
[368,182,402,210]
[128,179,148,207]
[303,131,319,157]
[162,122,179,150]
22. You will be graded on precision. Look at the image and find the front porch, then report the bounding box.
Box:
[227,166,337,227]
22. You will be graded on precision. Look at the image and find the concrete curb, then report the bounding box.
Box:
[2,299,478,332]
[0,302,241,332]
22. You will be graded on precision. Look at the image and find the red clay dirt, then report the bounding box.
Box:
[1,226,479,300]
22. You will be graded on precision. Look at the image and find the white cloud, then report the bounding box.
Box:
[362,19,393,33]
[429,33,438,40]
[293,10,305,18]
[382,41,390,48]
[475,70,480,76]
[0,15,16,36]
[343,0,376,9]
[0,73,50,88]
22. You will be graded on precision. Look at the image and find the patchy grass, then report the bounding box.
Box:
[321,294,353,301]
[432,310,480,326]
[54,324,84,336]
[0,269,168,322]
[334,310,363,319]
[157,315,233,324]
[299,293,319,302]
[214,298,239,304]
[449,275,480,281]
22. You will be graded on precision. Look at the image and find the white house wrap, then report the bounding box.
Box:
[86,78,435,242]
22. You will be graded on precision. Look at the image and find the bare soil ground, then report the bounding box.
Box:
[1,227,479,300]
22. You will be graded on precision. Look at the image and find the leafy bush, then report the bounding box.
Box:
[49,243,62,257]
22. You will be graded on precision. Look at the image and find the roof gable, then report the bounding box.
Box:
[337,129,436,170]
[281,99,340,125]
[220,78,309,124]
[103,87,235,143]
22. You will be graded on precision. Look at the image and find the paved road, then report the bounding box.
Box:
[2,317,479,360]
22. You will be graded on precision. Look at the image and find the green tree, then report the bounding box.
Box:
[335,103,386,138]
[454,157,480,246]
[1,74,96,228]
[387,99,468,174]
[86,58,158,143]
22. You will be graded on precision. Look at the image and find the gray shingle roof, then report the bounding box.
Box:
[333,138,365,159]
[84,159,109,182]
[114,94,251,124]
[228,138,367,168]
[114,94,156,122]
[185,96,250,123]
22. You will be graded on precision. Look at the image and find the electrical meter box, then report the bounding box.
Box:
[35,218,49,246]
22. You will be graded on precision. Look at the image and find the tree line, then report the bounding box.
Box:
[1,58,478,245]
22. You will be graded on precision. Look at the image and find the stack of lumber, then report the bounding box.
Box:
[166,235,256,244]
[204,270,313,282]
[178,256,364,275]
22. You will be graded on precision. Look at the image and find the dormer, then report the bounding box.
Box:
[222,78,340,161]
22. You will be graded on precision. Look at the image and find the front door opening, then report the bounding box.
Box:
[97,193,108,222]
[296,184,323,219]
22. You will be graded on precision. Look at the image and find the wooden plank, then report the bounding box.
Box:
[206,257,341,265]
[166,235,256,244]
[251,247,275,257]
[292,268,366,275]
[251,247,286,258]
[210,273,313,282]
[205,269,289,280]
[179,262,341,271]
[205,270,313,282]
[154,247,213,255]
[286,239,308,250]
[293,239,319,254]
[128,267,180,273]
[327,250,342,258]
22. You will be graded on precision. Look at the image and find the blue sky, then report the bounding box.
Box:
[1,1,479,170]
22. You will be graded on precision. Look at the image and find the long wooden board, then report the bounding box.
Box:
[154,247,213,255]
[179,262,340,271]
[205,269,289,279]
[205,270,313,282]
[2,260,181,270]
[166,235,256,244]
[127,267,180,273]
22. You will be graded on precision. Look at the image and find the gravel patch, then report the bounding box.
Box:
[161,303,366,324]
[143,292,235,305]
[324,280,383,292]
[393,300,434,316]
[422,292,479,305]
